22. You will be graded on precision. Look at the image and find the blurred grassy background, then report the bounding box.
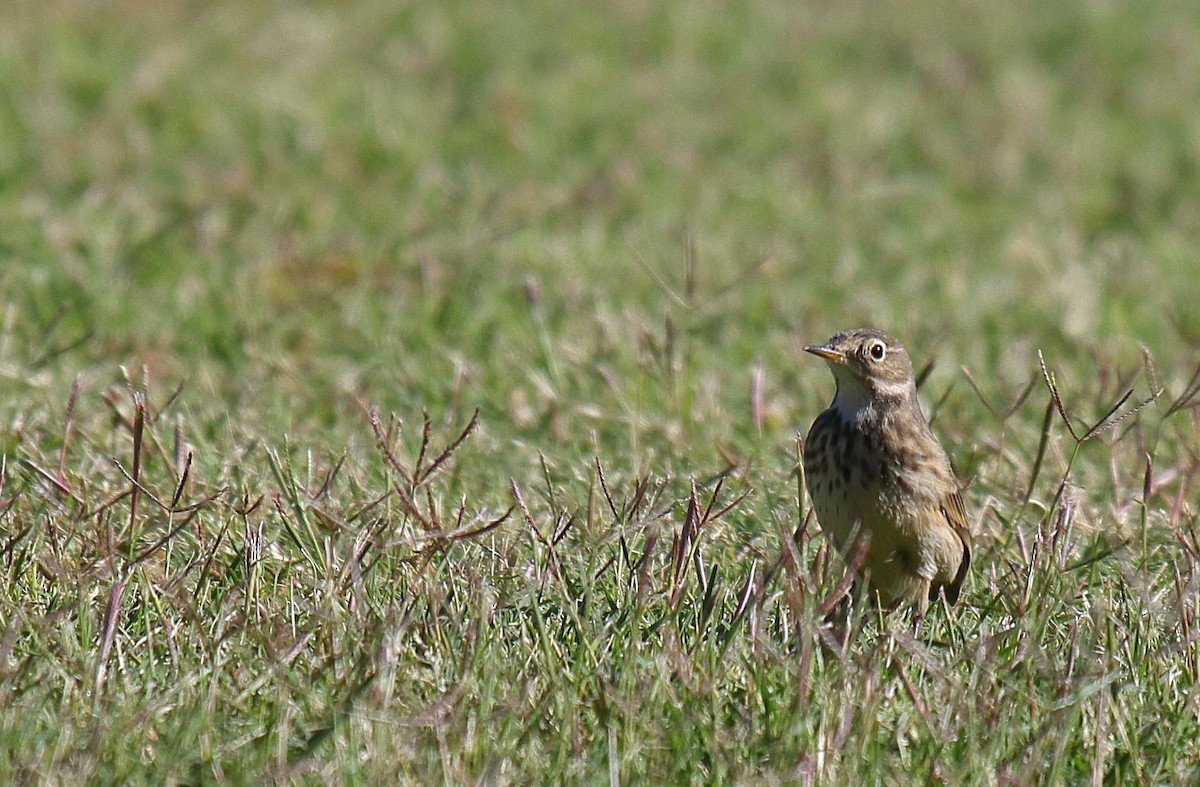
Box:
[1,0,1199,782]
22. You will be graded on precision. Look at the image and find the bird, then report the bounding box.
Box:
[802,328,970,619]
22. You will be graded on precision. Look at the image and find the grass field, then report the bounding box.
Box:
[2,0,1200,783]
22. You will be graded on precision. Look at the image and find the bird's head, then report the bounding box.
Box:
[805,328,916,406]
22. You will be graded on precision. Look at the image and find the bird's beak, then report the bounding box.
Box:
[804,344,846,363]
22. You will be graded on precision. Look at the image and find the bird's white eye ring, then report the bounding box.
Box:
[868,341,886,361]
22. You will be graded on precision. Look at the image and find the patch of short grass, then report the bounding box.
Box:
[2,0,1200,783]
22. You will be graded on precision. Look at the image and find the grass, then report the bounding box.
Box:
[2,0,1200,782]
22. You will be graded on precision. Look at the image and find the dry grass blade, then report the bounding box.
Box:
[1173,514,1200,560]
[131,504,208,566]
[732,560,757,621]
[368,407,413,487]
[1142,452,1153,506]
[893,655,937,740]
[110,457,167,507]
[30,302,94,368]
[94,578,125,698]
[127,390,146,543]
[668,482,700,611]
[74,488,133,523]
[169,451,192,510]
[415,408,480,485]
[704,482,752,524]
[0,522,32,563]
[539,453,559,511]
[423,485,440,531]
[21,457,83,507]
[1164,361,1200,417]
[316,454,346,500]
[818,534,870,616]
[1079,387,1161,441]
[1004,370,1040,419]
[59,375,80,480]
[551,510,576,546]
[449,504,516,542]
[697,560,719,632]
[668,474,752,612]
[413,411,433,486]
[914,357,936,391]
[961,366,998,419]
[511,480,541,539]
[1037,350,1161,445]
[1024,398,1057,505]
[628,476,661,523]
[1039,350,1080,442]
[596,459,621,521]
[928,379,958,426]
[112,458,225,515]
[151,379,187,425]
[794,433,809,541]
[635,530,659,604]
[715,560,761,654]
[1167,464,1196,528]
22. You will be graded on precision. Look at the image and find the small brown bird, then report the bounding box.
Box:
[803,328,970,618]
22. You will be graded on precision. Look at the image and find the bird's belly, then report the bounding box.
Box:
[808,472,948,585]
[808,469,883,548]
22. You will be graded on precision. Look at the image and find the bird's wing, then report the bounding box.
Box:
[936,489,971,605]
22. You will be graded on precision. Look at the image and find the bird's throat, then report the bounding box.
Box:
[830,372,914,422]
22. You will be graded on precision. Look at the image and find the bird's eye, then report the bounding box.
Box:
[868,341,886,361]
